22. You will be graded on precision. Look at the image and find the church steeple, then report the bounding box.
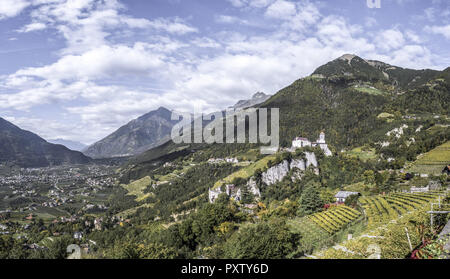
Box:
[318,131,325,144]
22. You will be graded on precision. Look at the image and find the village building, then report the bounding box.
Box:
[292,132,332,156]
[410,186,430,193]
[73,231,83,240]
[335,191,360,203]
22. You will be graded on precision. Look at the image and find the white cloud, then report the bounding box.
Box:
[8,43,166,82]
[288,1,321,31]
[390,45,434,69]
[3,116,90,144]
[17,0,197,54]
[405,30,422,43]
[365,17,377,28]
[265,0,296,19]
[17,22,46,32]
[0,0,30,19]
[1,0,445,144]
[215,15,253,26]
[375,29,405,51]
[191,37,221,48]
[227,0,275,8]
[426,24,450,39]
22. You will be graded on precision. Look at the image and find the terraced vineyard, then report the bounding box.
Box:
[360,192,442,228]
[409,141,450,175]
[287,217,331,251]
[308,205,361,234]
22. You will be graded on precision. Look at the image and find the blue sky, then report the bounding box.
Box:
[0,0,449,144]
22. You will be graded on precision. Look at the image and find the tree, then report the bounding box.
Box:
[222,219,300,259]
[363,170,375,184]
[344,194,359,207]
[320,188,336,205]
[297,183,323,216]
[44,235,73,259]
[240,183,253,204]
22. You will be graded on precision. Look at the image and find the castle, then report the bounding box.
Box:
[292,132,332,156]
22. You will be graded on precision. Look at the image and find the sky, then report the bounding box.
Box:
[0,0,449,145]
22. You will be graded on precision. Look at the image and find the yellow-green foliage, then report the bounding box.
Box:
[115,203,154,218]
[236,149,260,161]
[353,85,385,96]
[320,205,435,259]
[377,112,394,118]
[122,176,153,202]
[287,217,331,252]
[409,141,450,175]
[155,164,193,182]
[308,205,361,234]
[346,146,377,161]
[213,155,277,189]
[359,192,440,229]
[343,182,375,196]
[377,112,395,122]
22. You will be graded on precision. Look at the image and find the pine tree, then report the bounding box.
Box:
[240,184,253,204]
[297,183,323,216]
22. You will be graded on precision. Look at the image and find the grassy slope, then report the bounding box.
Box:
[409,141,450,175]
[213,155,276,189]
[122,176,153,202]
[346,147,378,161]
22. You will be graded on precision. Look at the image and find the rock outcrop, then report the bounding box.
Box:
[210,152,319,203]
[262,160,290,185]
[262,152,318,186]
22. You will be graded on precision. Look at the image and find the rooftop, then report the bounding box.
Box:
[335,191,360,198]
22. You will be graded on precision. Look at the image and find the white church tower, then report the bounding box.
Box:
[317,131,326,144]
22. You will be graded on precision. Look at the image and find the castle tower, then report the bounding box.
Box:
[318,131,325,144]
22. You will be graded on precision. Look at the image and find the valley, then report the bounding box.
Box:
[0,55,449,260]
[0,164,117,224]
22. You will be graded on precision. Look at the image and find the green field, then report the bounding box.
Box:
[155,164,194,183]
[122,176,153,202]
[409,141,450,175]
[213,155,277,189]
[346,147,378,161]
[377,112,395,122]
[353,86,385,95]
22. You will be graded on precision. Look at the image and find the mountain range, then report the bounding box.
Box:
[47,139,87,151]
[121,54,450,182]
[2,54,448,169]
[0,117,91,168]
[231,92,271,109]
[83,93,273,159]
[82,107,179,159]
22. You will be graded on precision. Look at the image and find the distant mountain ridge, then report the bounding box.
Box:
[48,139,87,151]
[83,107,180,159]
[313,54,441,89]
[231,92,272,109]
[84,93,273,159]
[0,117,91,168]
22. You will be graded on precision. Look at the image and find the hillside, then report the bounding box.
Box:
[0,118,91,168]
[408,141,450,175]
[122,54,449,183]
[1,54,449,260]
